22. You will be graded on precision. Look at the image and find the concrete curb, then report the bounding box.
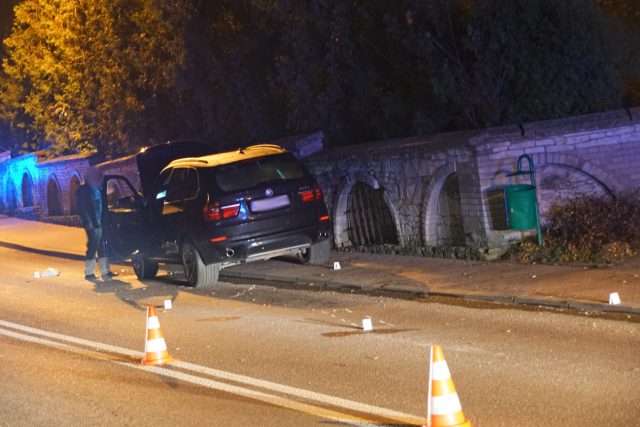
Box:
[220,270,640,315]
[1,238,636,316]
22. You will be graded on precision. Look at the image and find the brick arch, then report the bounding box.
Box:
[422,163,458,245]
[332,171,402,247]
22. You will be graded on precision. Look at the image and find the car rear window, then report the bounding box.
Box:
[213,154,306,192]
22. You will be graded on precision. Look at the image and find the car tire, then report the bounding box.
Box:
[298,239,330,265]
[132,255,159,280]
[182,241,219,288]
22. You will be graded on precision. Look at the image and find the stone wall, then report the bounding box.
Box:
[470,108,640,247]
[1,108,639,254]
[304,107,640,252]
[303,132,484,249]
[0,152,138,220]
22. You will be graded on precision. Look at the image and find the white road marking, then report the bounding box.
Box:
[0,319,425,426]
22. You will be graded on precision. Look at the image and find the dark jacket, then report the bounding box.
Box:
[76,184,103,229]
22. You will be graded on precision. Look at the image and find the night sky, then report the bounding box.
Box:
[0,1,18,57]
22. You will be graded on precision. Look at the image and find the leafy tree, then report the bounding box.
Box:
[598,0,640,105]
[0,0,638,155]
[0,0,21,153]
[412,0,632,127]
[1,0,190,156]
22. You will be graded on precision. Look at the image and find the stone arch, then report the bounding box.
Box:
[333,172,400,247]
[422,163,463,246]
[528,152,616,194]
[536,163,612,218]
[69,174,81,215]
[346,182,399,246]
[5,177,17,211]
[46,175,64,216]
[21,172,34,208]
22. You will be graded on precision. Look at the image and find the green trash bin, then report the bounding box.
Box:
[504,184,537,230]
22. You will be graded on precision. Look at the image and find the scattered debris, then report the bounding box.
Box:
[164,299,172,310]
[333,261,341,270]
[34,267,60,279]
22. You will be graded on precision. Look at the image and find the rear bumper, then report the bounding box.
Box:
[196,222,331,265]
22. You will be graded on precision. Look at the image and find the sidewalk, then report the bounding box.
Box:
[1,215,639,314]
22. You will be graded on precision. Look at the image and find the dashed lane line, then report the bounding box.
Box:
[0,319,425,426]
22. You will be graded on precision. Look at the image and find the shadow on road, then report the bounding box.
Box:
[92,277,179,312]
[0,240,85,261]
[0,237,366,311]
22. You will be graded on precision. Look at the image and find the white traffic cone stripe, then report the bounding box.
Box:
[145,337,168,353]
[147,316,160,329]
[430,393,463,415]
[431,361,452,381]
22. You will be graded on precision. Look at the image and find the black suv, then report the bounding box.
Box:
[102,141,331,288]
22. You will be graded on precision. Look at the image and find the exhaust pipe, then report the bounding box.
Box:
[225,248,235,258]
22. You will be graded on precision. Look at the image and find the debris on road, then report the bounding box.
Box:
[333,261,341,270]
[164,299,173,310]
[34,267,60,279]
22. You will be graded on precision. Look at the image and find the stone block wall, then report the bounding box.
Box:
[470,108,640,247]
[1,108,639,253]
[0,152,139,218]
[304,134,485,248]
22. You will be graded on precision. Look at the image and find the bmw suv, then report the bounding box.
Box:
[102,141,331,288]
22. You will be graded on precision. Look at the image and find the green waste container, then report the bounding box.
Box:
[504,184,537,230]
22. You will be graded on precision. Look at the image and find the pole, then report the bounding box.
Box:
[517,154,543,246]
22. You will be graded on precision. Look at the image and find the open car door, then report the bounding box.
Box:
[102,175,147,262]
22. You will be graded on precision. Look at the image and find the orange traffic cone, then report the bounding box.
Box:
[424,344,471,427]
[141,305,175,366]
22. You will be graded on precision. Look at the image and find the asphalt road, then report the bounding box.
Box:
[1,245,639,426]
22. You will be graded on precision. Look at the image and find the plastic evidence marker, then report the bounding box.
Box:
[609,292,621,305]
[164,300,173,310]
[362,317,373,332]
[333,262,341,270]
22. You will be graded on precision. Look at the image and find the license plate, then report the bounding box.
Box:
[250,194,290,213]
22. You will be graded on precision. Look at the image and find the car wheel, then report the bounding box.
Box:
[297,239,330,265]
[132,255,159,280]
[181,241,219,288]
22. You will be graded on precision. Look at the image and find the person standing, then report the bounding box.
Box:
[76,167,117,280]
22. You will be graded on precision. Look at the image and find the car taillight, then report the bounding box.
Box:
[221,203,240,219]
[299,187,322,203]
[203,202,240,222]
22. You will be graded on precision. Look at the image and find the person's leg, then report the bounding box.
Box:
[97,229,116,278]
[84,228,99,278]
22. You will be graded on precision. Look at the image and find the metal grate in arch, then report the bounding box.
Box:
[346,182,398,246]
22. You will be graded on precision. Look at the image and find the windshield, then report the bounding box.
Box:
[212,153,306,192]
